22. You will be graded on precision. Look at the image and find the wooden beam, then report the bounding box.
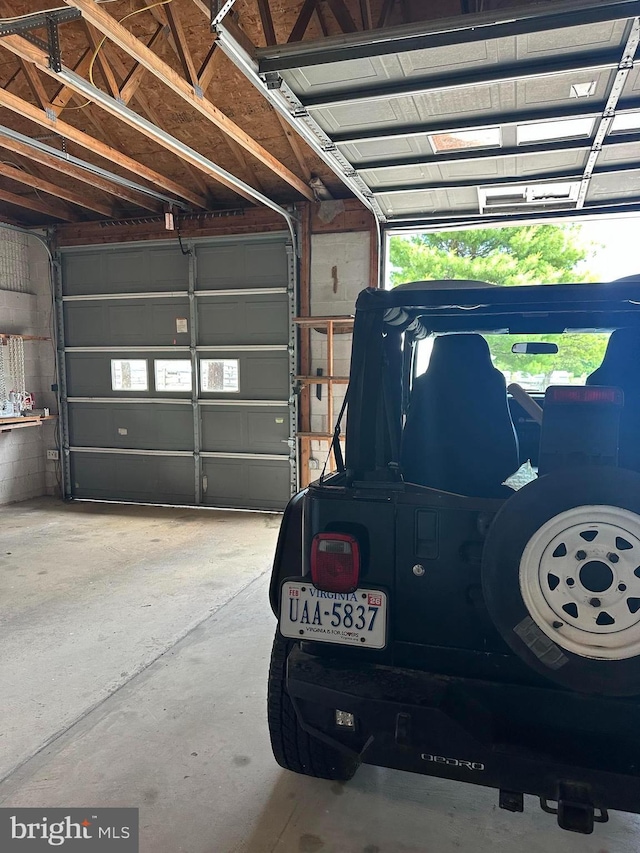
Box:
[0,36,259,205]
[288,0,318,42]
[315,3,330,36]
[325,0,358,32]
[376,0,395,28]
[84,21,121,99]
[65,0,313,200]
[120,23,165,104]
[197,41,220,91]
[275,113,312,182]
[164,3,199,87]
[0,134,133,215]
[257,0,277,46]
[0,185,76,221]
[102,42,214,202]
[190,0,209,16]
[19,59,52,110]
[360,0,373,29]
[0,159,111,217]
[0,36,208,209]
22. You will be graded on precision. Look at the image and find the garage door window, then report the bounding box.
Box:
[200,358,240,393]
[154,359,192,392]
[111,359,148,391]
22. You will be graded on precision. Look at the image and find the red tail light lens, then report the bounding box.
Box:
[546,385,623,405]
[311,533,360,593]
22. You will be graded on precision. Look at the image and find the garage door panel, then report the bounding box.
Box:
[196,238,288,290]
[198,352,289,400]
[68,403,193,451]
[64,300,191,347]
[201,406,289,454]
[66,352,192,398]
[202,458,290,510]
[62,246,189,296]
[70,453,194,504]
[197,294,288,345]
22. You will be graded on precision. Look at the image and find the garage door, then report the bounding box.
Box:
[58,234,296,510]
[218,1,640,228]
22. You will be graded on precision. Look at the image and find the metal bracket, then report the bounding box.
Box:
[46,14,62,73]
[540,783,609,834]
[210,0,238,29]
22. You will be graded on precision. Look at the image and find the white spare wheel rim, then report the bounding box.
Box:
[520,505,640,661]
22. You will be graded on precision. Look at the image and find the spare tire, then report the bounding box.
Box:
[482,467,640,696]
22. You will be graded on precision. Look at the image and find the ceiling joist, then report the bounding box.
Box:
[0,157,113,218]
[0,35,207,210]
[65,0,314,200]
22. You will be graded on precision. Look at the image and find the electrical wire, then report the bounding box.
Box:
[64,0,174,112]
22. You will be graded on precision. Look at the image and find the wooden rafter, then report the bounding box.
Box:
[257,0,277,46]
[0,185,76,221]
[164,3,199,87]
[0,158,110,218]
[288,0,318,42]
[326,0,358,32]
[0,34,260,205]
[65,0,313,200]
[120,24,165,104]
[0,134,130,216]
[84,21,120,99]
[377,0,395,28]
[315,3,330,35]
[197,42,220,91]
[19,58,52,110]
[0,49,206,209]
[360,0,373,29]
[101,41,213,202]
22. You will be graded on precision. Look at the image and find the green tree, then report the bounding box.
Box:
[389,225,598,287]
[389,225,606,382]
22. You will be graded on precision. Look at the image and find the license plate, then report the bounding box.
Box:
[279,581,387,649]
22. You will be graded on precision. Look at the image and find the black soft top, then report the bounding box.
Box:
[355,279,640,334]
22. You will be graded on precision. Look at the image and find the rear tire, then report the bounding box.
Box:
[267,632,359,780]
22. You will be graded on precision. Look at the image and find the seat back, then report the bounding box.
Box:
[401,334,519,497]
[587,328,640,472]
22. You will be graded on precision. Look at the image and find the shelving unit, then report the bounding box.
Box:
[0,415,56,433]
[295,315,354,487]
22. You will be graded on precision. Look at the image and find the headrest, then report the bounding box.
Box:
[596,329,640,375]
[428,333,494,377]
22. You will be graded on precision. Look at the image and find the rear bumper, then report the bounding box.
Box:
[286,645,640,818]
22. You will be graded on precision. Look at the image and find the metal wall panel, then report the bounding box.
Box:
[59,233,296,510]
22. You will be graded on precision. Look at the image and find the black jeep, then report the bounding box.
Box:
[267,279,640,834]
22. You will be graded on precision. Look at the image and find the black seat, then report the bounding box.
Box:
[401,334,519,497]
[587,328,640,472]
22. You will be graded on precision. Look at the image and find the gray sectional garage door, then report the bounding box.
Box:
[58,234,296,510]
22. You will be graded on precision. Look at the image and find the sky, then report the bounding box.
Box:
[576,216,640,281]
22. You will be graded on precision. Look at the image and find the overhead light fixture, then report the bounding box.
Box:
[571,81,597,98]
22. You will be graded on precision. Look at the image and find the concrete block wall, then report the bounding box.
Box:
[307,231,371,467]
[0,230,59,505]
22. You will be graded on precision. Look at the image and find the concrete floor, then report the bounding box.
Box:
[2,498,640,852]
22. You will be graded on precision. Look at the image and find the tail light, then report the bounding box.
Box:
[311,532,360,593]
[546,386,623,405]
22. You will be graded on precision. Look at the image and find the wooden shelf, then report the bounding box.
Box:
[0,415,57,433]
